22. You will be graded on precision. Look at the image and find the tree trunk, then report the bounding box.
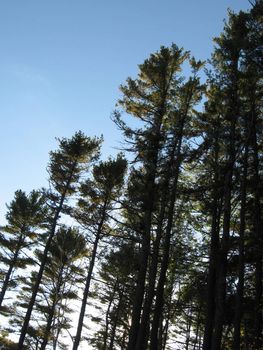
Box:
[109,290,123,350]
[162,319,169,350]
[202,126,221,350]
[103,280,118,350]
[186,305,193,350]
[18,191,67,350]
[251,111,262,349]
[193,308,201,350]
[72,201,107,350]
[135,137,179,350]
[40,264,65,350]
[233,136,248,349]
[18,161,77,349]
[127,116,163,350]
[40,297,57,350]
[150,130,183,350]
[212,113,236,350]
[0,233,24,307]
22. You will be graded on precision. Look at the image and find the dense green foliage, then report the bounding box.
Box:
[0,2,262,349]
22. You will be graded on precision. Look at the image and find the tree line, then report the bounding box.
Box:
[0,2,262,349]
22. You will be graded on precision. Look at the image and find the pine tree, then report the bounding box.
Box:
[89,242,138,350]
[0,190,47,309]
[72,154,127,350]
[38,226,88,350]
[149,58,204,350]
[114,44,193,350]
[18,131,101,349]
[10,226,87,350]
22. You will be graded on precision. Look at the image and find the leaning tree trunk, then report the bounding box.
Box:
[127,115,164,350]
[72,200,107,350]
[40,264,65,350]
[109,290,123,350]
[202,124,221,350]
[150,129,183,350]
[251,109,263,349]
[233,127,249,349]
[136,76,197,350]
[0,233,24,307]
[135,136,179,350]
[18,186,70,350]
[193,308,202,350]
[212,110,237,350]
[103,280,118,350]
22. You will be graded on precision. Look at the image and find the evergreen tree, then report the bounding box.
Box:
[38,226,88,350]
[10,226,87,350]
[18,131,101,349]
[0,190,47,309]
[72,154,127,350]
[114,45,194,350]
[0,3,261,348]
[89,243,138,350]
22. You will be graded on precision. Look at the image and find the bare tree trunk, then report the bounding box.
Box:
[40,264,65,350]
[18,188,69,350]
[186,305,193,350]
[0,233,24,307]
[251,111,263,349]
[202,125,221,350]
[233,137,248,349]
[135,136,179,350]
[150,134,183,350]
[212,89,237,349]
[18,159,78,349]
[127,116,163,350]
[103,281,118,350]
[72,201,107,350]
[109,290,123,350]
[193,308,201,350]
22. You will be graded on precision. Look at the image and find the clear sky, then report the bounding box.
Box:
[0,0,250,223]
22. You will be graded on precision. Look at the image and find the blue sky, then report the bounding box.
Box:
[0,0,250,222]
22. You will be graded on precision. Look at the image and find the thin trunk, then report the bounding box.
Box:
[233,140,248,349]
[127,116,163,350]
[53,280,69,350]
[72,201,107,350]
[193,308,201,350]
[162,319,169,350]
[0,233,24,307]
[150,133,183,350]
[40,297,57,350]
[109,291,123,350]
[211,47,241,349]
[127,220,152,350]
[212,113,236,350]
[40,264,65,350]
[103,281,118,350]
[135,137,179,350]
[160,292,175,350]
[18,161,77,350]
[18,192,66,349]
[158,313,163,350]
[186,305,193,350]
[52,317,60,350]
[149,76,198,350]
[161,268,178,350]
[202,127,220,350]
[251,111,262,349]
